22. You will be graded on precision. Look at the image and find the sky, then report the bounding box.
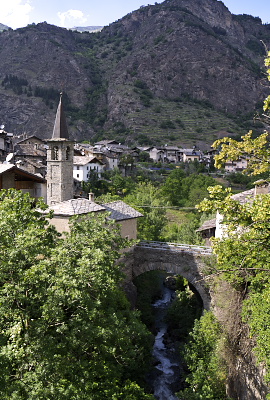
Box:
[0,0,269,30]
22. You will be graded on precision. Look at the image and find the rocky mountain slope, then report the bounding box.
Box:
[0,0,269,147]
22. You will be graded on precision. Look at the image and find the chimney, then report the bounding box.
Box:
[254,180,269,196]
[89,192,95,202]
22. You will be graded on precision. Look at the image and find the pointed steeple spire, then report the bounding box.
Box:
[52,93,69,139]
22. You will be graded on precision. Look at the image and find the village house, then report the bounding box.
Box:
[180,148,202,163]
[75,142,120,171]
[224,156,248,173]
[0,163,46,200]
[196,218,216,246]
[197,181,269,243]
[163,145,181,163]
[47,197,143,239]
[0,128,13,162]
[73,156,105,181]
[145,145,203,164]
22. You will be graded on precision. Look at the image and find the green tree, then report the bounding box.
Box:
[0,189,154,399]
[161,168,186,206]
[194,50,270,390]
[162,170,216,207]
[105,169,136,196]
[178,312,227,400]
[162,212,203,244]
[125,182,167,240]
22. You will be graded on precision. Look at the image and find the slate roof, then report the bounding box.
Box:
[102,201,143,221]
[16,135,44,145]
[51,95,70,140]
[0,163,45,182]
[231,188,255,204]
[196,218,216,232]
[0,164,15,174]
[46,198,143,220]
[94,140,119,146]
[47,198,106,216]
[73,156,104,166]
[15,144,46,157]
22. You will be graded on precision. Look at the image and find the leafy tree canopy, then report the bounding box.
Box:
[162,170,217,207]
[195,51,270,389]
[0,189,154,399]
[125,182,167,241]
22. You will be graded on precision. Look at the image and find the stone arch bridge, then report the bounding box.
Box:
[123,241,213,309]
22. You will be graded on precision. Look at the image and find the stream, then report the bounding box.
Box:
[151,286,182,400]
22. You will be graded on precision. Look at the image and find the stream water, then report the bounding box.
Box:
[151,286,182,400]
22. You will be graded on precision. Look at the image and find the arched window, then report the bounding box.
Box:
[52,146,59,160]
[66,146,70,160]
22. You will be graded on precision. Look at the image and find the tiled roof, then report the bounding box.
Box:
[47,198,106,216]
[102,200,143,221]
[23,159,46,168]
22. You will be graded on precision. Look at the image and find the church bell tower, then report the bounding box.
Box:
[46,94,74,206]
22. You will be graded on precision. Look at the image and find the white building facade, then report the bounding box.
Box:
[73,156,104,181]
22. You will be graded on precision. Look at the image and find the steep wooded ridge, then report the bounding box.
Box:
[0,0,269,146]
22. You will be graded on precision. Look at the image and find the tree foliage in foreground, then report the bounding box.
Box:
[195,50,270,391]
[0,189,154,399]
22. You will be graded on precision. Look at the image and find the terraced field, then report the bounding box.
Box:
[124,97,255,148]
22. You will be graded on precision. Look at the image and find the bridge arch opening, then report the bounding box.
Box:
[131,244,212,310]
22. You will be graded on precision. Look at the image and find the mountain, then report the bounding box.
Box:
[0,0,269,148]
[0,23,10,32]
[72,26,103,33]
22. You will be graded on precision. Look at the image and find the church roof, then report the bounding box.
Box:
[51,95,69,140]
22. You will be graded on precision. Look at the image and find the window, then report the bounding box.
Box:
[52,146,58,160]
[66,146,70,160]
[77,174,79,178]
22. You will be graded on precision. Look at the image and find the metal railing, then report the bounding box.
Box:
[135,241,212,256]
